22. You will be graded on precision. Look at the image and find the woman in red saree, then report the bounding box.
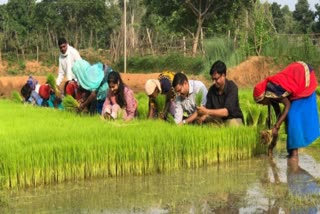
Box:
[253,61,320,160]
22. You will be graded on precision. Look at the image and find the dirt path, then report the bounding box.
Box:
[0,56,283,98]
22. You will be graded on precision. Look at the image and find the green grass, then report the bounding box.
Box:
[0,99,264,189]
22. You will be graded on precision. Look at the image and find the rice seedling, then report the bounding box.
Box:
[3,89,297,189]
[285,193,320,208]
[46,73,56,90]
[316,86,320,96]
[46,73,61,96]
[0,99,264,189]
[136,93,148,119]
[11,91,23,103]
[155,94,166,118]
[166,113,175,124]
[62,95,79,112]
[195,91,203,106]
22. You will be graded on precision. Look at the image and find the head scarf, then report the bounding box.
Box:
[253,79,268,103]
[145,79,161,95]
[253,62,318,102]
[268,61,317,100]
[65,81,78,97]
[27,76,38,90]
[39,84,51,100]
[72,59,104,91]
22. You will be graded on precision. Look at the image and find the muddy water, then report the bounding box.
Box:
[0,145,320,213]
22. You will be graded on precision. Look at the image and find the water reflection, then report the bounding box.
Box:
[240,152,320,213]
[0,152,320,213]
[287,158,320,196]
[287,158,320,214]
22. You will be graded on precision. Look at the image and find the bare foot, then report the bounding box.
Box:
[287,149,299,162]
[287,155,299,166]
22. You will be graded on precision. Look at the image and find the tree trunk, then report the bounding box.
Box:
[146,28,154,56]
[183,36,186,56]
[201,27,204,55]
[74,25,79,49]
[36,45,39,62]
[46,25,51,50]
[130,14,135,50]
[15,47,19,60]
[89,29,93,48]
[192,17,203,57]
[22,47,25,60]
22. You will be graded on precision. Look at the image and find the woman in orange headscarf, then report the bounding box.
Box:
[253,61,320,160]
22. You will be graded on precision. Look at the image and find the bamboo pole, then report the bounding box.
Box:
[123,0,127,73]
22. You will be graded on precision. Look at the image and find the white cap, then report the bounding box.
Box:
[145,79,161,95]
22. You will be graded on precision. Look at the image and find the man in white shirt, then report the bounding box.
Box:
[56,38,82,87]
[172,72,208,125]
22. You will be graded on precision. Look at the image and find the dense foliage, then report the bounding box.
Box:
[1,0,320,73]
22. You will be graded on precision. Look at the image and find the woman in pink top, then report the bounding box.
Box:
[101,71,138,121]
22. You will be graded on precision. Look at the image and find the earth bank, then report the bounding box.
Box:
[0,56,284,98]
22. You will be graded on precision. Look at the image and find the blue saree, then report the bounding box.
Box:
[287,92,320,151]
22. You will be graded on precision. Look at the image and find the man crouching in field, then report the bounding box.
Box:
[197,60,243,126]
[172,72,208,125]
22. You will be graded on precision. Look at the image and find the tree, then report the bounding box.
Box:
[185,0,215,56]
[0,5,8,61]
[6,0,36,58]
[293,0,314,33]
[312,3,320,33]
[117,0,146,56]
[280,6,296,34]
[184,0,251,56]
[270,3,284,33]
[33,0,121,50]
[142,0,253,56]
[238,1,275,56]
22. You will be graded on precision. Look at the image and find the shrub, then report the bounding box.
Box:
[115,53,205,75]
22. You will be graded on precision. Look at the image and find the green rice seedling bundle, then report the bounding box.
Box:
[195,91,203,106]
[62,95,79,112]
[46,73,56,90]
[46,73,61,97]
[245,103,266,126]
[316,86,320,96]
[166,113,175,124]
[155,94,166,118]
[0,99,265,189]
[136,93,148,119]
[11,91,23,103]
